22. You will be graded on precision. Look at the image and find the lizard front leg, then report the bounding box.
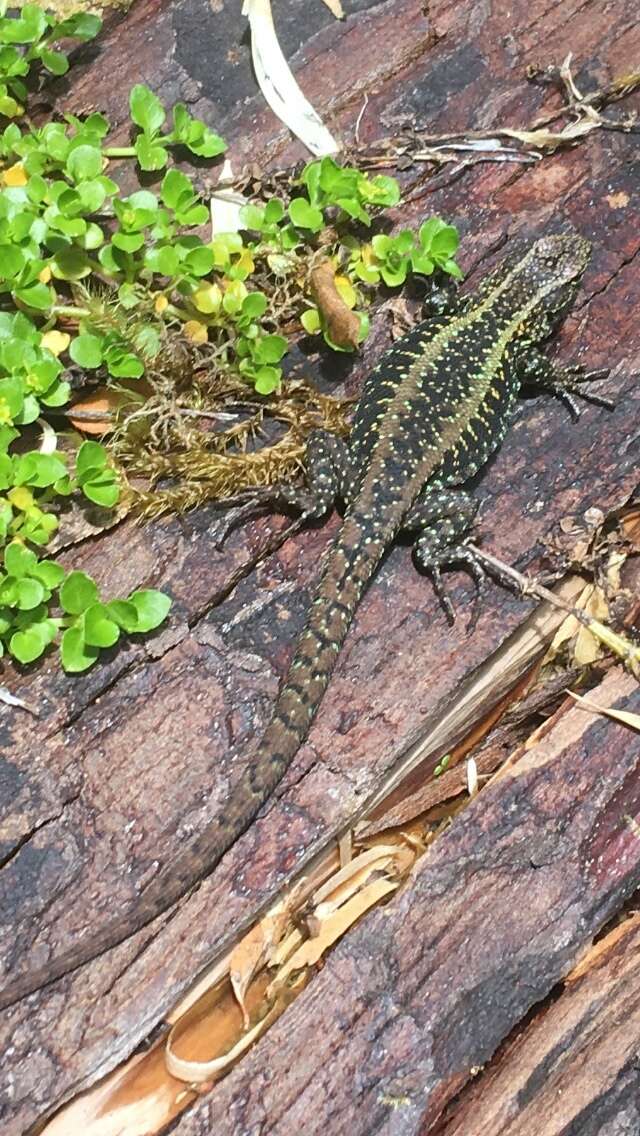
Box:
[517,350,613,419]
[216,429,355,547]
[404,488,485,627]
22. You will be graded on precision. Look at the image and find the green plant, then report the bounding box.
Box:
[115,85,226,172]
[58,570,170,672]
[297,156,401,228]
[0,5,466,677]
[0,548,170,669]
[0,4,101,118]
[351,218,463,286]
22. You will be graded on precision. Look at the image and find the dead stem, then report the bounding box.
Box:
[468,544,640,680]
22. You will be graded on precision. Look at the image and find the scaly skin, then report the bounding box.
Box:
[0,233,603,1011]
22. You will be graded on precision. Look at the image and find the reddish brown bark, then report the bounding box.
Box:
[1,0,639,1132]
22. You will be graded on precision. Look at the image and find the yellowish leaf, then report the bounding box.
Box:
[334,274,357,309]
[2,162,27,187]
[41,330,70,357]
[192,283,223,314]
[310,259,361,349]
[8,486,34,510]
[568,691,640,732]
[236,248,255,275]
[224,279,248,304]
[183,319,209,345]
[38,265,52,284]
[154,294,169,314]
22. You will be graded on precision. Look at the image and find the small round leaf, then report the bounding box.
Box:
[128,589,171,633]
[70,334,103,369]
[83,602,120,648]
[61,625,99,673]
[59,570,99,615]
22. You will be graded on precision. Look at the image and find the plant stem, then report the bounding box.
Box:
[467,543,640,678]
[103,147,136,158]
[51,305,91,319]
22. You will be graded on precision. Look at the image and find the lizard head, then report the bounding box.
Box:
[526,233,591,286]
[519,233,591,322]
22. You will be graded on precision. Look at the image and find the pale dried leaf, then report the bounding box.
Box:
[568,691,640,732]
[229,905,290,1028]
[269,877,398,995]
[573,585,609,666]
[37,418,58,454]
[545,581,597,661]
[321,0,345,16]
[243,0,340,156]
[210,187,249,235]
[0,686,39,715]
[501,119,596,150]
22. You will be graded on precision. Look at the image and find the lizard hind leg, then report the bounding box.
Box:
[215,430,355,549]
[406,488,486,631]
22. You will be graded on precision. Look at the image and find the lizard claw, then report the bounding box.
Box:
[455,545,489,634]
[215,493,273,550]
[430,565,456,627]
[418,546,488,631]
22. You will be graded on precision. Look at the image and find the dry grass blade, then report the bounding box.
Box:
[321,0,345,16]
[567,691,640,732]
[243,0,340,156]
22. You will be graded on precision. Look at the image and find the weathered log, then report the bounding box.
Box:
[1,0,639,1132]
[435,915,640,1136]
[162,668,640,1136]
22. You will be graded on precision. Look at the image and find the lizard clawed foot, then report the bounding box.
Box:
[214,491,275,551]
[416,544,489,632]
[215,483,333,551]
[429,565,456,627]
[456,545,490,633]
[545,366,614,420]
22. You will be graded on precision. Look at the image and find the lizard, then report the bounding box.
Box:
[0,232,611,1012]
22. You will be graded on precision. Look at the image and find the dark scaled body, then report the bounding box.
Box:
[0,234,608,1011]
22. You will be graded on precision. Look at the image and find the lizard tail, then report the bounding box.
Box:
[0,513,384,1012]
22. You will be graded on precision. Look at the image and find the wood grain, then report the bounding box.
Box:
[1,0,639,1132]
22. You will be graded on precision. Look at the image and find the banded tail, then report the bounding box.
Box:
[0,513,385,1011]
